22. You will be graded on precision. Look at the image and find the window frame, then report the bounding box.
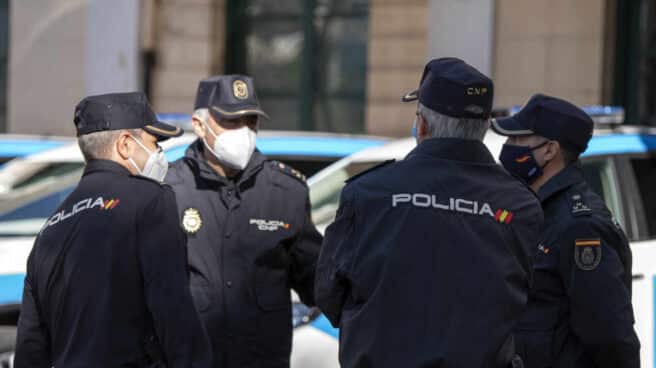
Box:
[224,0,369,132]
[613,152,656,241]
[0,0,8,132]
[582,153,651,241]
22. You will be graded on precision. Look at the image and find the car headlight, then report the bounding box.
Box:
[292,302,321,329]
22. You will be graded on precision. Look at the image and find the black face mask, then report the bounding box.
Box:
[499,141,549,184]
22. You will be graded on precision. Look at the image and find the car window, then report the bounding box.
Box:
[13,162,83,190]
[628,155,656,238]
[581,158,624,228]
[0,187,74,236]
[310,161,380,228]
[0,187,73,222]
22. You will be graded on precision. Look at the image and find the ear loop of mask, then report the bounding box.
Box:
[532,140,552,170]
[200,120,222,158]
[411,111,420,138]
[127,134,157,174]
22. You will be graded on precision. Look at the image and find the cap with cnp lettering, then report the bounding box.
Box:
[74,92,182,141]
[402,57,494,119]
[194,75,269,121]
[491,94,593,153]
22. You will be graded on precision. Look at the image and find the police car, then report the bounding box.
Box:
[0,130,387,367]
[0,134,72,165]
[303,107,656,368]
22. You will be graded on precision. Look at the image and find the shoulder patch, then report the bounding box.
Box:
[569,193,592,217]
[270,160,306,183]
[346,159,395,183]
[574,238,602,271]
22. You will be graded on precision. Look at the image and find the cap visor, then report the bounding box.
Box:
[401,90,418,103]
[491,116,534,136]
[210,105,270,121]
[144,121,184,141]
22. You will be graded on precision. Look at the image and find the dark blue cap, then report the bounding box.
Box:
[491,94,594,153]
[402,57,494,119]
[74,92,182,141]
[194,76,223,110]
[194,75,269,121]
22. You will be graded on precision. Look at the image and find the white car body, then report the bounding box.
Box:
[1,128,655,367]
[305,130,656,368]
[0,131,388,368]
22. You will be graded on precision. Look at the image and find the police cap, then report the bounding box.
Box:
[491,94,594,153]
[194,76,223,110]
[74,92,182,141]
[194,75,269,121]
[402,57,494,119]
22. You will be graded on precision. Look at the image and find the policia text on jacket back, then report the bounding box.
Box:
[13,92,211,368]
[493,94,640,368]
[315,58,544,368]
[165,75,322,368]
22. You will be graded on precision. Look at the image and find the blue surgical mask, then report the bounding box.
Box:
[499,141,549,184]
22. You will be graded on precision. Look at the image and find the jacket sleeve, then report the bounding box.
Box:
[559,218,640,368]
[137,188,211,368]
[14,256,51,368]
[289,191,323,306]
[314,186,356,327]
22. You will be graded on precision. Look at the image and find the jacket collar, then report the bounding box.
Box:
[184,139,266,186]
[83,159,132,177]
[406,137,496,164]
[537,163,585,203]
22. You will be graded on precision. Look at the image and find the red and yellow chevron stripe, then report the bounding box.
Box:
[494,209,514,224]
[515,155,531,163]
[102,199,121,210]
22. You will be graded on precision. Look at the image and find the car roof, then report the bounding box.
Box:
[10,131,389,164]
[308,128,656,185]
[0,134,73,158]
[354,129,656,162]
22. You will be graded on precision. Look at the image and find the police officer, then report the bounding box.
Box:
[315,58,543,368]
[14,92,211,367]
[166,75,322,368]
[492,94,640,367]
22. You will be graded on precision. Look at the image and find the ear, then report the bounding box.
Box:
[115,131,134,160]
[543,140,560,162]
[417,114,429,138]
[191,116,206,139]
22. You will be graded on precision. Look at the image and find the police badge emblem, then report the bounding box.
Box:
[233,80,249,99]
[182,208,202,234]
[574,238,601,271]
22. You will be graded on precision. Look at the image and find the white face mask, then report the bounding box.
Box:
[203,124,256,170]
[127,135,168,182]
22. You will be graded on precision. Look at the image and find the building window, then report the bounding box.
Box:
[0,0,8,132]
[226,0,369,133]
[610,0,656,125]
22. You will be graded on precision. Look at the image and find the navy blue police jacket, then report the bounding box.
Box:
[165,140,322,368]
[14,159,211,368]
[315,138,544,368]
[514,163,640,368]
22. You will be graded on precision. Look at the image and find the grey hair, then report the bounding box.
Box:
[417,103,490,141]
[194,108,210,125]
[77,129,141,162]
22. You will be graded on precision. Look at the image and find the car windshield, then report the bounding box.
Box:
[310,161,381,231]
[308,153,634,236]
[12,162,83,190]
[0,167,83,236]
